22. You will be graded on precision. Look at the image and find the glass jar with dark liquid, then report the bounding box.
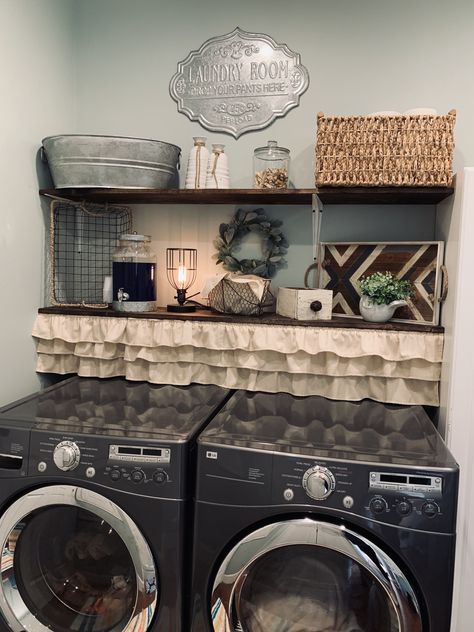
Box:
[112,234,157,312]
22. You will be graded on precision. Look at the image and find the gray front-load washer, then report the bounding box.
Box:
[0,376,230,632]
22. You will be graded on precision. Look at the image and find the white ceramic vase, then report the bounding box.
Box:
[359,296,407,323]
[185,137,209,189]
[205,144,230,189]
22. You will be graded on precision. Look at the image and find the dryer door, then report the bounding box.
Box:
[211,518,422,632]
[0,485,157,632]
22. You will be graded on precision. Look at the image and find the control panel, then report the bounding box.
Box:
[271,453,457,533]
[29,429,184,499]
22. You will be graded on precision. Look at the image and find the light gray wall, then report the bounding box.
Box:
[72,0,473,304]
[0,0,76,405]
[2,0,473,400]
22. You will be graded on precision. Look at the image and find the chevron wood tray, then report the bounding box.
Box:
[318,241,445,325]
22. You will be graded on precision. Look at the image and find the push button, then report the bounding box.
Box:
[283,488,294,501]
[110,469,121,481]
[343,495,354,509]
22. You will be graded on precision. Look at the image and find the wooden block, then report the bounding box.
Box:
[277,287,333,321]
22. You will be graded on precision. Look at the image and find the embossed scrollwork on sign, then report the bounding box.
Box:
[169,27,309,138]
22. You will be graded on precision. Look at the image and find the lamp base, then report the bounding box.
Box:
[166,304,197,313]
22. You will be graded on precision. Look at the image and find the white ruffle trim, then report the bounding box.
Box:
[32,314,443,406]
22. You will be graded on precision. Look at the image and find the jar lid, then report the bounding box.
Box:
[119,233,151,242]
[254,140,290,157]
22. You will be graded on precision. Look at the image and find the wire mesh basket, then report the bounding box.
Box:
[49,199,132,306]
[208,277,272,316]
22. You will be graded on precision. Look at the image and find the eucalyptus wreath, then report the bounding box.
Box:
[213,207,288,278]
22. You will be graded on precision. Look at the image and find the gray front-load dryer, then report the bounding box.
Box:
[191,390,459,632]
[0,376,230,632]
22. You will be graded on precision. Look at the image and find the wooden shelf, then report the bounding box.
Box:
[40,188,316,205]
[38,306,444,334]
[316,185,454,205]
[39,185,454,206]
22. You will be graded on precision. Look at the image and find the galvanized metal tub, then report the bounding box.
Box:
[42,135,181,188]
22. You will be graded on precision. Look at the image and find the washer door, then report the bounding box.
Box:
[0,485,157,632]
[211,518,422,632]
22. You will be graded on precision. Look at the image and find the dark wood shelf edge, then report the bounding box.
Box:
[316,185,454,205]
[39,185,454,205]
[39,188,316,205]
[37,306,444,334]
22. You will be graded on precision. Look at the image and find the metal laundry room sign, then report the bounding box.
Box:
[169,27,309,138]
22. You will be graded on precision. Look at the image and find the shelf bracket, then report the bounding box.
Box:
[310,193,324,287]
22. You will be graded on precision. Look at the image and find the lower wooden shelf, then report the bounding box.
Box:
[33,306,444,407]
[37,306,443,334]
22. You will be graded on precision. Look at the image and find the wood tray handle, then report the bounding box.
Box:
[440,264,449,302]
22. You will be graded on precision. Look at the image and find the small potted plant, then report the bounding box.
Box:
[358,271,413,322]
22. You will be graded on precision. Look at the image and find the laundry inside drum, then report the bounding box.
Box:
[12,506,137,632]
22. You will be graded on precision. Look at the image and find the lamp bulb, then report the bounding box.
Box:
[177,265,187,287]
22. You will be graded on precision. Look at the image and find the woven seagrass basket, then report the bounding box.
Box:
[315,109,456,187]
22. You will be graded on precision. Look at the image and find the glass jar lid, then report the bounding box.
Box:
[254,140,290,159]
[119,233,151,242]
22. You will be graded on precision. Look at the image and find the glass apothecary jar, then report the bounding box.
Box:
[112,233,157,312]
[253,140,290,189]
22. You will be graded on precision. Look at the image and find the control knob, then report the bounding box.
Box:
[53,441,81,471]
[153,469,168,484]
[422,501,440,518]
[370,497,388,514]
[397,500,412,516]
[302,466,336,501]
[131,469,145,484]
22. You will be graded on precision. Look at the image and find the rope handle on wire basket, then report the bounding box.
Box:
[304,262,318,289]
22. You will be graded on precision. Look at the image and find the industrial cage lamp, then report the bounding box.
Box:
[166,248,198,313]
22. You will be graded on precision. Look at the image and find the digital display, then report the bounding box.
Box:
[109,444,171,464]
[118,447,141,455]
[369,471,441,496]
[409,476,430,485]
[380,474,407,484]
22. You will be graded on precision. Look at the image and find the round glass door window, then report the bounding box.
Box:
[211,519,422,632]
[0,486,157,632]
[238,545,398,631]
